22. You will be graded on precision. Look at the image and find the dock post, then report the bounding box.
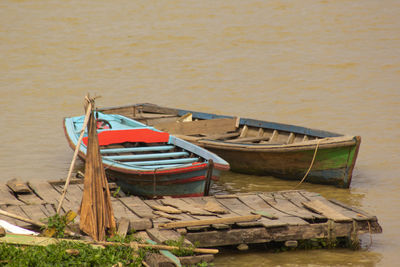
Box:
[204,159,214,196]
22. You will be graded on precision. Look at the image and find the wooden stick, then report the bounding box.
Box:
[159,214,261,229]
[0,209,78,237]
[136,243,218,254]
[57,97,93,214]
[0,208,45,228]
[0,234,219,254]
[92,241,219,254]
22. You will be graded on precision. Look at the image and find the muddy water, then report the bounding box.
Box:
[1,0,399,266]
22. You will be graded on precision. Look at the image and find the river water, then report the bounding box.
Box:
[1,0,399,266]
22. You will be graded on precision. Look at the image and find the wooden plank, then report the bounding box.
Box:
[0,184,22,206]
[40,204,56,218]
[228,136,270,143]
[153,211,182,220]
[118,196,155,219]
[203,132,239,140]
[238,195,291,228]
[153,118,237,136]
[2,205,30,227]
[6,179,31,194]
[0,205,18,225]
[112,199,153,231]
[159,215,261,229]
[259,192,316,220]
[328,199,376,220]
[28,181,61,204]
[100,145,174,154]
[186,228,271,247]
[302,200,351,222]
[280,191,325,219]
[299,191,370,221]
[15,192,45,205]
[56,184,82,207]
[104,151,188,161]
[181,197,229,215]
[144,200,182,214]
[150,200,199,223]
[53,185,81,213]
[19,205,48,223]
[161,198,211,216]
[117,217,130,238]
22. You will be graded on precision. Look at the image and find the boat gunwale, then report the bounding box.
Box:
[100,103,345,138]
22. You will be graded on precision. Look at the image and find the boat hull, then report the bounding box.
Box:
[105,167,220,198]
[98,103,361,188]
[63,113,229,198]
[196,136,361,188]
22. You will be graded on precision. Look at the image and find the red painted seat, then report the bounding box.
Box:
[82,129,170,146]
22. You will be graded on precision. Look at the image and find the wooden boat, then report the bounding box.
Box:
[63,112,230,198]
[98,103,361,188]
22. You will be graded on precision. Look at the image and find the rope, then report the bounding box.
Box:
[294,139,321,189]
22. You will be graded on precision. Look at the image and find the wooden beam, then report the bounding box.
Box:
[153,118,237,136]
[158,215,261,229]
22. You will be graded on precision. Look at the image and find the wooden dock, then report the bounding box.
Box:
[0,178,382,251]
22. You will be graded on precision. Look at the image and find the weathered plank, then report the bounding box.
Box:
[19,204,48,223]
[6,179,31,194]
[161,198,211,216]
[181,197,229,215]
[111,199,152,231]
[28,181,61,205]
[300,191,369,221]
[259,192,315,220]
[0,185,22,206]
[186,228,272,247]
[237,195,291,228]
[118,196,155,219]
[15,192,45,205]
[159,215,261,229]
[153,118,237,136]
[302,200,351,222]
[117,217,130,238]
[280,191,325,219]
[144,200,182,214]
[2,205,30,227]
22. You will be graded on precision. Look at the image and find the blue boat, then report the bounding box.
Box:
[63,112,230,198]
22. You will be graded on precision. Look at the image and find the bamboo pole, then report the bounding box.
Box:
[57,97,93,214]
[92,241,219,254]
[0,209,45,228]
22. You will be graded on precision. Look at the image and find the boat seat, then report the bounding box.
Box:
[100,145,174,154]
[82,129,169,146]
[125,157,200,166]
[104,151,189,161]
